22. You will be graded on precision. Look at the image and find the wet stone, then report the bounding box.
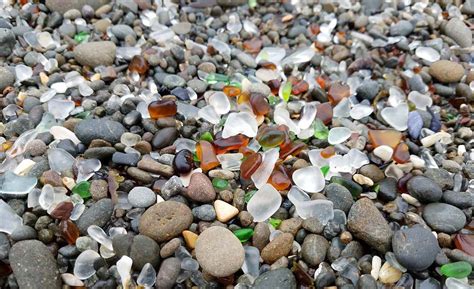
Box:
[76,198,113,234]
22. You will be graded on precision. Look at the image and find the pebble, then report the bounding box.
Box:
[301,234,329,266]
[74,119,125,145]
[45,0,110,13]
[112,152,140,166]
[325,183,354,213]
[252,268,297,289]
[0,28,15,57]
[74,41,116,68]
[261,233,294,264]
[444,18,472,48]
[112,234,160,270]
[347,198,392,252]
[192,204,216,221]
[392,226,440,271]
[127,186,156,208]
[253,222,271,251]
[137,155,174,178]
[0,67,14,90]
[424,168,454,190]
[423,203,466,233]
[152,127,179,149]
[195,226,245,277]
[9,240,61,289]
[156,257,181,289]
[378,177,398,201]
[406,176,442,203]
[76,198,113,234]
[214,200,238,222]
[138,201,193,242]
[429,60,465,83]
[186,172,216,202]
[390,20,414,36]
[160,238,181,258]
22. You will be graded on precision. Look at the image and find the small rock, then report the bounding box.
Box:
[429,60,465,84]
[390,20,414,36]
[156,257,181,289]
[137,155,174,178]
[186,173,216,202]
[112,234,160,270]
[0,28,15,57]
[325,183,354,213]
[152,127,179,149]
[139,201,193,242]
[76,198,113,234]
[392,226,440,271]
[252,268,297,289]
[195,226,245,277]
[192,204,216,221]
[128,187,156,208]
[444,18,472,48]
[347,198,393,252]
[378,177,398,201]
[75,119,125,145]
[406,176,442,203]
[0,67,15,90]
[10,240,61,289]
[160,238,181,258]
[423,203,466,233]
[261,233,294,264]
[214,200,238,222]
[74,41,116,68]
[424,168,454,190]
[253,222,271,251]
[301,234,329,266]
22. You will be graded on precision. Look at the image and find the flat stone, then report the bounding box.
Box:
[10,240,61,289]
[76,198,113,234]
[75,119,125,145]
[152,127,179,149]
[325,183,354,213]
[301,234,329,267]
[347,198,393,252]
[137,155,174,178]
[252,268,297,289]
[444,18,473,48]
[195,226,245,277]
[261,233,294,264]
[406,176,442,203]
[74,41,116,68]
[423,203,466,233]
[392,226,440,271]
[429,60,465,84]
[138,201,193,242]
[186,173,216,203]
[46,0,111,13]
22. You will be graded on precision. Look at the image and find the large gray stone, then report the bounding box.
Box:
[76,198,113,234]
[74,41,116,68]
[74,119,125,145]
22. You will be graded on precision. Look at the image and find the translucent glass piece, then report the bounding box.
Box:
[0,200,22,234]
[0,171,37,196]
[415,47,440,62]
[198,105,220,124]
[242,246,260,277]
[408,91,432,110]
[208,92,230,115]
[48,148,76,174]
[350,104,373,120]
[292,166,325,193]
[328,127,351,145]
[222,111,258,138]
[87,225,113,251]
[48,99,75,120]
[251,148,279,189]
[299,102,317,129]
[74,250,101,280]
[255,47,286,64]
[247,183,282,222]
[217,153,243,171]
[117,255,133,288]
[381,103,408,131]
[15,64,33,84]
[39,184,55,210]
[137,263,156,287]
[227,13,242,34]
[295,199,334,223]
[281,47,316,67]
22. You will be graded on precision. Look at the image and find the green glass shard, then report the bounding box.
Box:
[234,228,254,242]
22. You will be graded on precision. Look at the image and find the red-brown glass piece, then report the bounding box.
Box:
[454,234,474,256]
[368,130,402,149]
[240,152,263,180]
[59,220,80,245]
[393,142,410,164]
[267,79,281,95]
[148,99,177,119]
[129,55,149,75]
[257,126,286,148]
[243,38,262,54]
[50,201,74,220]
[397,173,412,194]
[280,141,306,159]
[223,86,241,97]
[213,135,249,155]
[316,102,333,125]
[268,164,291,190]
[250,93,270,116]
[196,141,219,171]
[291,80,309,95]
[328,82,350,105]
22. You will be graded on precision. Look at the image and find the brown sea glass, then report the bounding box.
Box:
[59,220,80,245]
[257,126,286,148]
[280,141,306,159]
[196,141,219,171]
[393,142,410,164]
[328,82,350,105]
[237,91,251,104]
[268,164,291,190]
[454,234,474,256]
[223,86,241,97]
[213,135,249,155]
[321,146,335,158]
[243,38,262,54]
[240,152,263,180]
[50,201,74,220]
[267,79,281,95]
[291,80,309,95]
[368,130,402,149]
[250,93,270,116]
[148,99,177,119]
[397,173,412,194]
[128,55,149,75]
[316,102,333,125]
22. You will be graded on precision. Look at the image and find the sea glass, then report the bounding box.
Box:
[240,152,263,179]
[74,250,101,279]
[0,200,22,234]
[60,220,80,245]
[222,112,258,138]
[440,262,472,279]
[393,142,410,164]
[328,82,350,105]
[213,134,249,155]
[137,263,156,288]
[368,130,402,149]
[292,166,325,193]
[247,183,282,222]
[196,141,219,171]
[148,100,177,119]
[250,93,270,116]
[0,171,37,196]
[251,148,279,189]
[234,228,254,242]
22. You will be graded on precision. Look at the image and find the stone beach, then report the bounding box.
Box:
[0,0,472,288]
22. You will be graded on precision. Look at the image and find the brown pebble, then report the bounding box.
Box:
[261,233,294,264]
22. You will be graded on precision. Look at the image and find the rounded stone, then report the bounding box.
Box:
[195,226,244,277]
[138,201,193,242]
[74,119,125,145]
[74,41,116,68]
[76,198,114,234]
[429,60,465,84]
[392,226,440,271]
[186,172,216,203]
[423,203,466,234]
[127,187,156,208]
[9,240,61,289]
[0,67,15,90]
[325,183,354,213]
[152,127,179,149]
[406,176,442,203]
[252,268,297,289]
[301,234,329,266]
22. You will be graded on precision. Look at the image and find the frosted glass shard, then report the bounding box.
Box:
[177,102,199,119]
[445,277,471,289]
[6,129,37,158]
[209,38,231,57]
[27,188,41,208]
[255,47,286,64]
[61,273,84,287]
[347,149,369,169]
[78,83,93,96]
[48,99,75,120]
[13,159,36,176]
[15,65,33,84]
[415,47,440,62]
[274,105,300,134]
[299,102,317,129]
[222,112,258,138]
[408,91,432,110]
[247,183,282,222]
[243,20,259,35]
[39,184,55,210]
[117,255,133,288]
[0,171,37,196]
[281,47,316,66]
[50,126,81,145]
[251,148,279,189]
[35,113,57,134]
[208,92,230,115]
[329,155,352,173]
[373,145,393,162]
[381,103,408,131]
[295,199,334,223]
[37,31,56,48]
[137,101,151,119]
[292,166,325,193]
[40,89,57,103]
[217,153,243,171]
[350,104,373,120]
[74,250,101,280]
[137,263,156,287]
[242,246,260,277]
[227,13,242,34]
[333,98,350,118]
[308,149,330,167]
[48,148,76,174]
[198,105,220,124]
[0,200,22,234]
[287,186,310,205]
[150,28,175,43]
[328,127,351,145]
[388,87,406,107]
[87,225,113,251]
[51,82,68,93]
[70,203,85,221]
